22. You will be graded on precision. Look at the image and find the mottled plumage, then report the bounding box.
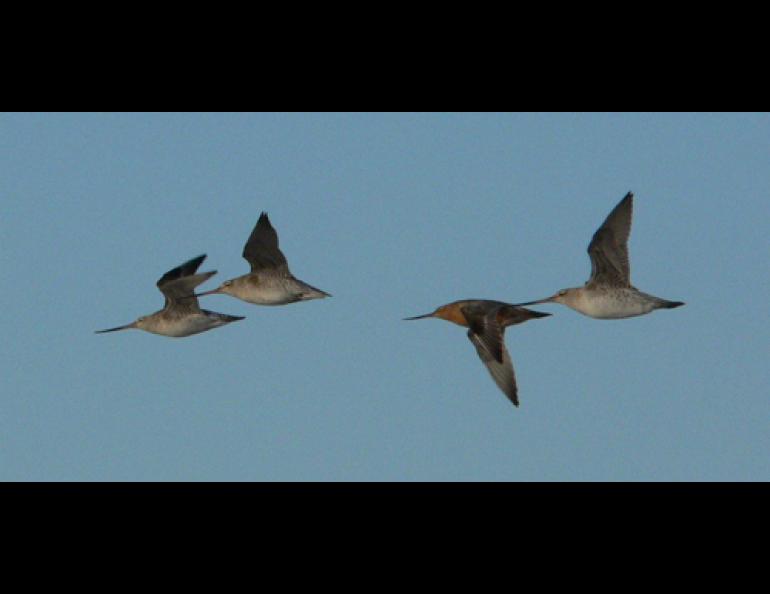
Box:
[197,212,330,305]
[515,192,684,318]
[96,255,244,337]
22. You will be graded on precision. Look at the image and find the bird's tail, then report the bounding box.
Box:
[662,300,685,309]
[205,312,246,323]
[299,281,332,300]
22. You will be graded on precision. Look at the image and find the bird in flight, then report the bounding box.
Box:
[197,212,330,306]
[514,192,684,318]
[96,254,244,337]
[405,300,551,407]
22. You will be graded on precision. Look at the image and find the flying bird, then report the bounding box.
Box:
[95,255,244,337]
[405,300,551,407]
[514,192,684,318]
[197,212,330,305]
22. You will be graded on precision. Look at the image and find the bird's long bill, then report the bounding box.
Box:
[194,288,221,298]
[511,295,556,307]
[403,312,435,321]
[95,322,135,333]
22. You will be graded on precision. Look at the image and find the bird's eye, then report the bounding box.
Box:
[224,280,232,287]
[558,290,567,296]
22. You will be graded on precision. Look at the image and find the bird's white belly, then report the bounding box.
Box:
[147,314,220,337]
[577,291,654,319]
[237,285,297,305]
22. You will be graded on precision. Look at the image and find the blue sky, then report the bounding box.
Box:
[1,112,767,481]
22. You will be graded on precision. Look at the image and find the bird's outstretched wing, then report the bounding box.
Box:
[156,254,214,310]
[586,192,633,288]
[242,212,290,274]
[467,329,519,407]
[462,304,505,363]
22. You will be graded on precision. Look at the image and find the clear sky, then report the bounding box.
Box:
[2,112,767,481]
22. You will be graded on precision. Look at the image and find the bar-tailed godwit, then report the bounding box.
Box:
[405,300,551,407]
[197,212,330,305]
[96,255,244,337]
[514,192,684,318]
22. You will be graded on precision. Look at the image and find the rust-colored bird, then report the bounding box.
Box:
[404,300,551,407]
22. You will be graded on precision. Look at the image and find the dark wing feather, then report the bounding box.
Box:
[586,192,633,287]
[242,212,290,273]
[156,255,213,310]
[467,330,519,407]
[461,304,505,364]
[157,254,206,287]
